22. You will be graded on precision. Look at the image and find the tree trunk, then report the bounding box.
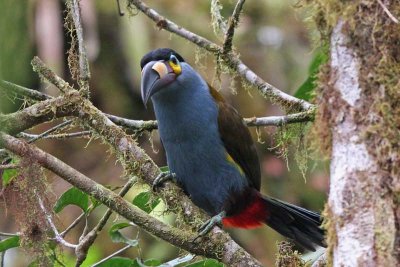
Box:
[323,2,400,266]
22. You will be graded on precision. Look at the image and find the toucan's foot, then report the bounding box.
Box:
[195,211,226,240]
[152,171,176,191]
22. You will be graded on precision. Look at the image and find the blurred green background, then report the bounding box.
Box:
[0,0,328,266]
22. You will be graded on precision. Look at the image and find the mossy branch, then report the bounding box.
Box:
[67,0,91,92]
[0,133,263,266]
[0,79,314,132]
[0,93,81,135]
[222,0,246,54]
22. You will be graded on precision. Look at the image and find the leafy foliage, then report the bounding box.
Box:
[53,187,90,213]
[1,167,18,186]
[108,222,138,247]
[185,259,224,267]
[97,257,135,267]
[0,236,20,252]
[132,191,160,213]
[295,48,329,101]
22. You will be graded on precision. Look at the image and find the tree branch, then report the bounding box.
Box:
[91,245,131,267]
[0,232,19,237]
[126,0,313,111]
[68,0,91,89]
[32,57,75,94]
[60,213,86,238]
[0,163,20,170]
[0,79,314,134]
[19,131,92,140]
[244,109,315,127]
[37,194,77,249]
[222,0,246,54]
[0,133,262,266]
[0,80,49,101]
[377,0,399,24]
[26,120,73,144]
[0,93,81,136]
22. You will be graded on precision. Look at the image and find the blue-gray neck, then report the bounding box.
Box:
[151,65,219,143]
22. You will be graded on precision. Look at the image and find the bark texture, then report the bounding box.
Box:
[324,3,400,266]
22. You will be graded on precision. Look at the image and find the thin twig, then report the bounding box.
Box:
[91,245,131,267]
[377,0,399,23]
[0,80,49,101]
[0,232,19,237]
[19,131,92,140]
[0,163,20,170]
[37,194,77,249]
[244,110,315,127]
[105,114,158,131]
[32,57,75,94]
[60,212,86,238]
[116,0,125,16]
[223,0,246,54]
[162,254,195,266]
[27,120,73,144]
[69,0,91,88]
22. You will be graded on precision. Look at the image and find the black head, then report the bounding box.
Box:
[140,48,185,70]
[140,48,186,106]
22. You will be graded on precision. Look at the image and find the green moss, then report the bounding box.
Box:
[2,159,55,265]
[321,204,334,267]
[210,0,226,38]
[272,121,311,180]
[275,241,305,267]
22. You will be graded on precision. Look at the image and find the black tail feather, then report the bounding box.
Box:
[262,196,326,251]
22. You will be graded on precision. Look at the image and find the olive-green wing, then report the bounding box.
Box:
[209,86,261,190]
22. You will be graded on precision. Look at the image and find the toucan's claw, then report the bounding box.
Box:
[152,171,176,191]
[195,211,226,240]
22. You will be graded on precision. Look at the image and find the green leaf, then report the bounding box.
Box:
[294,48,329,101]
[0,236,20,252]
[89,195,102,210]
[159,166,169,172]
[1,168,18,187]
[96,257,134,267]
[132,258,161,267]
[185,259,224,267]
[132,191,160,214]
[53,187,89,213]
[143,259,161,266]
[108,222,138,247]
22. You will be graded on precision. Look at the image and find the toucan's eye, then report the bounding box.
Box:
[170,54,178,65]
[168,54,181,75]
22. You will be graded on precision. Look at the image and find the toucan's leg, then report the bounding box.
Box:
[196,211,226,238]
[152,171,176,191]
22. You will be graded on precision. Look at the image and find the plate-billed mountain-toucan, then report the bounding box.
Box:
[140,48,325,250]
